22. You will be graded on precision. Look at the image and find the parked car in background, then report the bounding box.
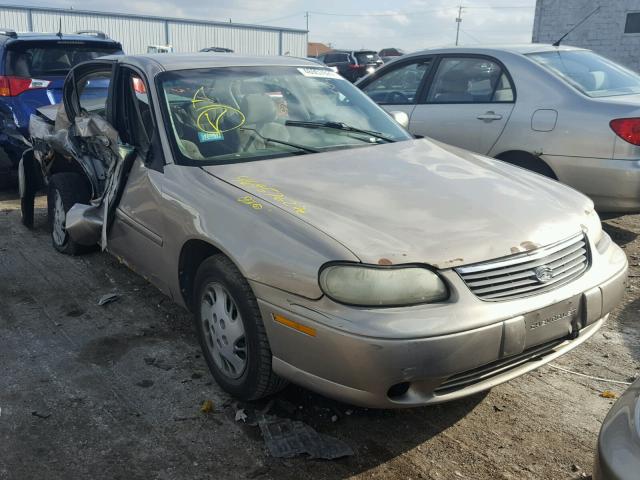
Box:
[358,45,640,214]
[200,47,234,53]
[0,28,122,187]
[147,45,173,53]
[594,378,640,479]
[379,47,404,63]
[318,50,383,82]
[21,54,626,408]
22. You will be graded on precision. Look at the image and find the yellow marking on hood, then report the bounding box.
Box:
[236,176,306,215]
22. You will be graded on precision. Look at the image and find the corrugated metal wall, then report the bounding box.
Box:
[0,5,307,56]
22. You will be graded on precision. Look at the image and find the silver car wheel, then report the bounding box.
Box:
[52,190,67,247]
[200,282,247,379]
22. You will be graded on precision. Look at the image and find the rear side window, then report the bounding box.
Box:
[427,57,514,103]
[355,52,381,64]
[5,41,122,77]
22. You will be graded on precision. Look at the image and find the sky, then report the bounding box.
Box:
[3,0,538,52]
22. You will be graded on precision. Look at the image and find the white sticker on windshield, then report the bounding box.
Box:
[297,67,342,79]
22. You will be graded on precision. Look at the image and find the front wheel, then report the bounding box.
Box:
[47,172,90,255]
[193,255,288,400]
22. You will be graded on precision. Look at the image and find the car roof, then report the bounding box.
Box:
[0,32,121,47]
[402,43,588,58]
[107,53,324,72]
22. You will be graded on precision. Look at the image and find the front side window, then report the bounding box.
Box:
[355,52,381,65]
[362,59,432,104]
[77,70,113,118]
[528,50,640,98]
[5,41,122,77]
[427,57,513,103]
[158,66,412,165]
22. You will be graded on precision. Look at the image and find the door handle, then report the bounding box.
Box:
[477,111,503,121]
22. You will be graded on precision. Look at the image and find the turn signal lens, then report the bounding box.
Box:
[610,118,640,146]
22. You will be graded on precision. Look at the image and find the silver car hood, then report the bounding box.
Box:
[203,139,592,268]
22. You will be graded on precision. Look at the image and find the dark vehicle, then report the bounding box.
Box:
[379,47,404,63]
[318,50,383,82]
[200,47,234,53]
[0,28,122,186]
[594,378,640,479]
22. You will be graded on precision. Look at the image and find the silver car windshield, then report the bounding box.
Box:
[158,66,412,164]
[528,50,640,98]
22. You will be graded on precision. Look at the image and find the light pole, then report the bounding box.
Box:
[455,5,463,46]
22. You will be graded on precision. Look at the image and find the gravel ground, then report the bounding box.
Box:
[0,189,638,480]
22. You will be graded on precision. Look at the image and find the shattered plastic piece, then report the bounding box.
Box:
[235,408,248,422]
[600,390,617,399]
[258,415,353,459]
[200,400,214,413]
[97,293,120,306]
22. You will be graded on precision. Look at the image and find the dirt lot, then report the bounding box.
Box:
[0,188,638,480]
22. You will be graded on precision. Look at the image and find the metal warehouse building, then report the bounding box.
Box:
[0,4,307,56]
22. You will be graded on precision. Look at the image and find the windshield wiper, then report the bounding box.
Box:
[240,127,319,154]
[285,120,395,143]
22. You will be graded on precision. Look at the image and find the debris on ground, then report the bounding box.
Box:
[143,357,172,371]
[200,400,214,413]
[235,408,248,422]
[31,411,51,419]
[97,293,120,306]
[571,463,581,472]
[258,415,353,459]
[331,415,338,423]
[600,390,617,399]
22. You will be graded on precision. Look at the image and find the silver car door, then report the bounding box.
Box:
[409,56,516,154]
[360,57,434,127]
[105,67,170,295]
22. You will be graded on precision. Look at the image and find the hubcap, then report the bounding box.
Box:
[200,283,247,379]
[52,191,67,246]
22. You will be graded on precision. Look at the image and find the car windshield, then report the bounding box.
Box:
[158,65,412,165]
[5,41,122,77]
[356,52,380,64]
[528,50,640,98]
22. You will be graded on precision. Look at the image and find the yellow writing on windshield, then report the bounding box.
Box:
[192,87,246,134]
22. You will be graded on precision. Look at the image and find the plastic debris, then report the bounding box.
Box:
[258,415,353,459]
[235,408,248,422]
[600,390,617,399]
[200,400,214,413]
[98,293,120,306]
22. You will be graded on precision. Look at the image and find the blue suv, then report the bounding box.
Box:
[0,29,123,186]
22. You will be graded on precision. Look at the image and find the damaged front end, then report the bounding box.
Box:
[22,104,136,248]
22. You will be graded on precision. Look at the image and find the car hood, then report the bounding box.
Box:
[203,139,592,268]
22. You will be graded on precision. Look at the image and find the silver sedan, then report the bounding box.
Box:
[22,54,627,408]
[357,44,640,214]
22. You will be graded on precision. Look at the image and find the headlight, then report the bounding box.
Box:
[319,263,448,307]
[584,206,603,244]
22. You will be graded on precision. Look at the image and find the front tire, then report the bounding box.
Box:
[193,255,287,401]
[47,172,90,255]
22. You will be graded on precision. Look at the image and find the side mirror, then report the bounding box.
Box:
[390,111,409,129]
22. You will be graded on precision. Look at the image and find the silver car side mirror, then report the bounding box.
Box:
[390,111,409,129]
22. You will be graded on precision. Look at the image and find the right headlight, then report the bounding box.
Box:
[319,263,449,307]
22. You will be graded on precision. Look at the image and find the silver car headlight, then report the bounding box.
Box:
[319,263,448,307]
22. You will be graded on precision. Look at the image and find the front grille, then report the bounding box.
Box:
[455,233,589,301]
[434,338,564,395]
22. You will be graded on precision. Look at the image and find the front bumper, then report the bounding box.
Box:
[254,233,627,408]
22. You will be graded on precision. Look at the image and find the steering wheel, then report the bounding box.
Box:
[386,91,410,104]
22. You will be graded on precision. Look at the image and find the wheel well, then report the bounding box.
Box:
[495,150,557,180]
[179,239,223,311]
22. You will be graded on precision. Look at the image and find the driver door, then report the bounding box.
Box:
[106,66,171,294]
[360,56,434,126]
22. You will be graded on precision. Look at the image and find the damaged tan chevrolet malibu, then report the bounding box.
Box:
[19,54,627,408]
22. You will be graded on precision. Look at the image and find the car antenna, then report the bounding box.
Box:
[552,6,600,47]
[56,18,62,38]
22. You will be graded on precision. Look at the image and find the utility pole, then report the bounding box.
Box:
[455,5,463,46]
[305,11,309,32]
